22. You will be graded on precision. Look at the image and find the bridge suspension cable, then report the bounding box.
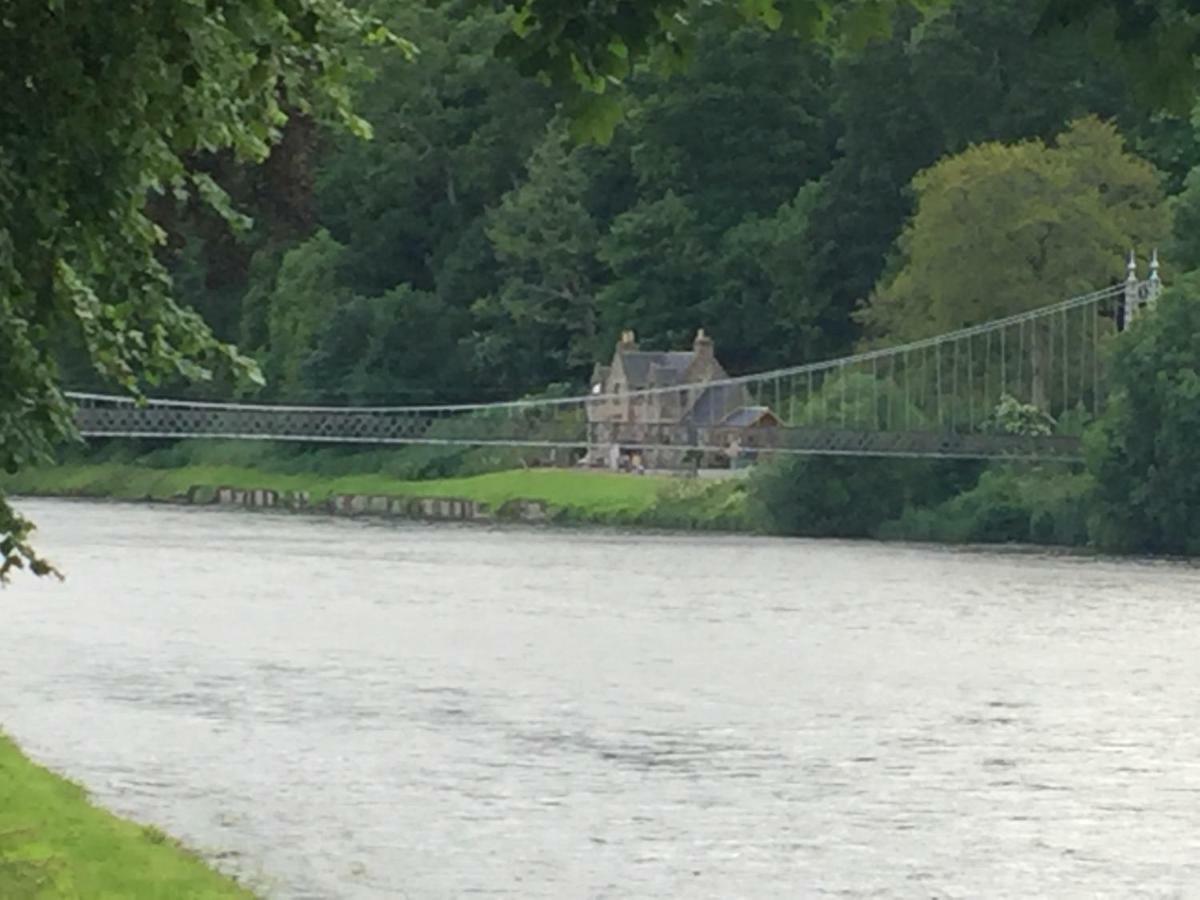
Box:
[65,280,1139,461]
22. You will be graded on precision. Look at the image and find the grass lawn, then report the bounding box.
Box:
[0,732,253,899]
[3,464,674,518]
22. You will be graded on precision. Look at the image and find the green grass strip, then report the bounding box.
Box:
[0,732,254,899]
[3,464,672,516]
[4,462,753,532]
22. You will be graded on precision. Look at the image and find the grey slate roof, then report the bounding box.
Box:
[618,350,695,388]
[683,383,749,426]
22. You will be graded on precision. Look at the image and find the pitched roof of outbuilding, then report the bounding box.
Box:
[720,405,779,427]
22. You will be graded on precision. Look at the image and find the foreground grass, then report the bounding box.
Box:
[0,733,253,899]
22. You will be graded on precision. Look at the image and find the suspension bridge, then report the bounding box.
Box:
[68,256,1164,464]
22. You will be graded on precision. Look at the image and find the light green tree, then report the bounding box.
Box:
[863,117,1169,342]
[862,118,1169,412]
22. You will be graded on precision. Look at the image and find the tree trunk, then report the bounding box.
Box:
[1031,321,1049,412]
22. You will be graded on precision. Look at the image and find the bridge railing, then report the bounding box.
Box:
[72,396,1084,462]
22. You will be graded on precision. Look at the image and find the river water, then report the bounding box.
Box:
[4,499,1200,898]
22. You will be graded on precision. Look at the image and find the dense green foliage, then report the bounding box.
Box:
[1087,281,1200,553]
[749,267,1200,551]
[862,117,1169,340]
[0,0,402,579]
[748,456,958,538]
[0,731,252,897]
[488,0,942,141]
[145,0,1187,413]
[1039,0,1200,112]
[878,466,1093,545]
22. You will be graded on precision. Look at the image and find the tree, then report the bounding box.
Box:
[596,192,709,348]
[315,3,553,297]
[1086,277,1200,553]
[798,0,1166,360]
[0,0,400,579]
[910,0,1132,152]
[862,117,1169,342]
[706,184,836,370]
[1167,164,1200,272]
[472,125,603,394]
[1038,0,1200,112]
[488,0,944,140]
[302,284,467,404]
[261,230,352,398]
[625,10,835,235]
[490,0,1200,138]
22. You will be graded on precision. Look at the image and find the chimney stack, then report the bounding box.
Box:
[693,328,713,359]
[619,329,638,351]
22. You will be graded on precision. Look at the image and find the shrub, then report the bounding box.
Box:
[747,454,979,538]
[879,465,1092,546]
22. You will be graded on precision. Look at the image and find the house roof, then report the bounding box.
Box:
[683,383,750,425]
[618,350,696,388]
[721,405,779,428]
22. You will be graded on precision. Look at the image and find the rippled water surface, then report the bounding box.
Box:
[5,499,1200,898]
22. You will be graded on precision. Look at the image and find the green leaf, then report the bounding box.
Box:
[566,93,624,144]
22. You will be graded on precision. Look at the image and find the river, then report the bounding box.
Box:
[3,498,1200,898]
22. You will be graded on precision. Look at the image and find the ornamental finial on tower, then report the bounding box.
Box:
[1149,248,1160,284]
[1126,249,1138,284]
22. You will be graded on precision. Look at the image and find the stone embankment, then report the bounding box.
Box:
[186,485,550,524]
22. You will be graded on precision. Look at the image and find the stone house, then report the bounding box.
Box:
[585,329,774,468]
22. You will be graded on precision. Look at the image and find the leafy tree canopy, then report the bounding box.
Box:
[1038,0,1200,113]
[862,117,1170,341]
[492,0,1200,140]
[490,0,944,140]
[0,0,402,580]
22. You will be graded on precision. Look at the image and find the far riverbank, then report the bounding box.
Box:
[2,462,754,532]
[3,444,1109,556]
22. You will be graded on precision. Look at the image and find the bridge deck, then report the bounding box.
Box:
[73,402,1082,462]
